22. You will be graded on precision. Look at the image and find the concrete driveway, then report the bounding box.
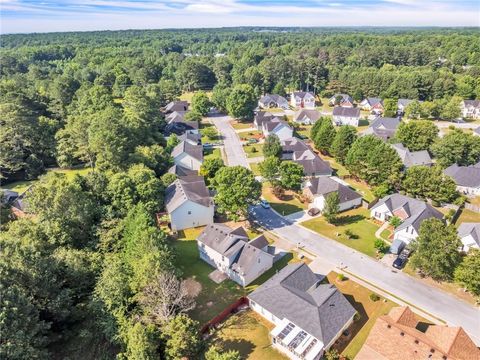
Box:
[209,115,250,169]
[250,205,480,345]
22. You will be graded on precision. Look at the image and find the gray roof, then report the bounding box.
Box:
[168,164,198,177]
[280,138,332,176]
[398,99,414,107]
[372,194,443,233]
[264,117,290,132]
[248,263,356,345]
[474,127,480,135]
[1,189,19,204]
[364,117,400,141]
[463,100,480,108]
[392,143,432,168]
[294,109,321,123]
[307,177,362,204]
[259,94,289,107]
[363,97,383,106]
[178,132,202,145]
[165,176,212,213]
[281,137,310,154]
[458,223,480,247]
[164,101,188,113]
[254,111,276,127]
[444,164,480,188]
[171,140,203,162]
[197,224,273,277]
[330,94,354,104]
[332,106,360,118]
[166,111,187,122]
[293,91,314,99]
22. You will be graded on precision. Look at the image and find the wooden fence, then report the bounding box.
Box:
[200,296,248,335]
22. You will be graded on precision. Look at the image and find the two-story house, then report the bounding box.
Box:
[359,97,384,114]
[328,94,354,107]
[197,223,274,287]
[262,117,294,141]
[281,138,333,177]
[171,140,203,171]
[290,92,316,109]
[332,106,361,127]
[259,94,290,110]
[444,163,480,196]
[460,100,480,119]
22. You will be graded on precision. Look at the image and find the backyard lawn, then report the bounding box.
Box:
[200,122,220,143]
[250,162,261,176]
[231,120,255,130]
[301,208,381,257]
[180,91,212,102]
[325,272,397,359]
[208,310,288,360]
[455,209,480,225]
[172,228,246,324]
[244,143,264,158]
[2,167,93,193]
[262,182,308,216]
[343,178,375,203]
[204,147,223,161]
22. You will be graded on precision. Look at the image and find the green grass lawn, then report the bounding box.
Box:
[250,163,261,176]
[173,228,246,324]
[2,167,93,193]
[469,196,480,207]
[180,91,213,103]
[204,148,222,161]
[321,154,350,177]
[301,208,380,257]
[231,121,255,130]
[244,144,264,158]
[200,122,220,144]
[262,183,308,216]
[325,272,397,359]
[208,311,288,360]
[455,209,480,225]
[294,124,312,140]
[343,178,375,203]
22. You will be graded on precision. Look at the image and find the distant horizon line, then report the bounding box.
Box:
[3,25,479,36]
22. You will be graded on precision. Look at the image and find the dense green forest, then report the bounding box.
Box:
[0,28,479,360]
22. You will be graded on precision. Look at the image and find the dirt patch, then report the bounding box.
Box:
[183,277,202,298]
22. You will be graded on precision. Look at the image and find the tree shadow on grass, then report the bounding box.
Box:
[217,338,255,358]
[333,214,366,226]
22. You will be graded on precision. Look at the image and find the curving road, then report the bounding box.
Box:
[250,205,480,345]
[209,115,250,169]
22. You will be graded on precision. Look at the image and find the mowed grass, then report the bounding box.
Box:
[325,272,396,359]
[301,208,380,257]
[455,209,480,225]
[179,91,213,103]
[261,182,308,216]
[244,144,264,158]
[204,148,222,161]
[2,167,93,193]
[231,120,255,130]
[250,163,261,176]
[172,228,246,324]
[208,310,288,360]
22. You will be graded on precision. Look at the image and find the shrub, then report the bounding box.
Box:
[250,146,258,153]
[337,273,345,282]
[344,229,358,239]
[374,239,390,253]
[353,312,361,322]
[369,293,380,302]
[389,216,402,228]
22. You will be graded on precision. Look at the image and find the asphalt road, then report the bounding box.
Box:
[209,115,250,169]
[250,205,480,345]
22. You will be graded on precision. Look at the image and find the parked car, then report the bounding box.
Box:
[392,248,411,269]
[260,199,270,209]
[203,143,213,149]
[248,138,258,144]
[307,207,320,216]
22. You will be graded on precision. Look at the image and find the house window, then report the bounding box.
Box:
[258,258,261,263]
[411,227,414,234]
[188,211,192,215]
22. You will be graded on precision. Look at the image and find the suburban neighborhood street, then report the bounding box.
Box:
[209,115,250,169]
[250,205,480,345]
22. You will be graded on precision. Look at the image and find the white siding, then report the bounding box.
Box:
[456,185,480,196]
[169,200,213,231]
[239,251,274,286]
[370,203,391,221]
[393,226,418,244]
[272,125,294,141]
[333,115,359,127]
[461,234,480,252]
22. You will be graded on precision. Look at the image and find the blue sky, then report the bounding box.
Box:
[1,0,479,34]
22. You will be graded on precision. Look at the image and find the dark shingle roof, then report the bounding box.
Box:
[294,109,321,123]
[165,176,212,213]
[248,263,356,345]
[197,223,249,255]
[249,234,269,249]
[259,94,289,107]
[293,91,314,99]
[332,106,360,118]
[365,117,400,141]
[331,94,354,104]
[307,177,362,204]
[392,143,432,168]
[168,164,198,177]
[372,194,443,233]
[171,141,203,162]
[444,164,480,188]
[164,101,188,113]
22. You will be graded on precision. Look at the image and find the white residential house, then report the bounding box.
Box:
[359,97,384,114]
[370,194,443,246]
[259,94,289,109]
[248,263,356,360]
[293,109,321,125]
[197,224,274,287]
[328,94,354,107]
[262,118,294,141]
[171,140,203,171]
[460,100,480,119]
[444,163,480,196]
[165,176,214,231]
[254,111,275,130]
[457,223,480,252]
[290,92,316,109]
[303,177,362,212]
[164,111,199,136]
[332,106,361,127]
